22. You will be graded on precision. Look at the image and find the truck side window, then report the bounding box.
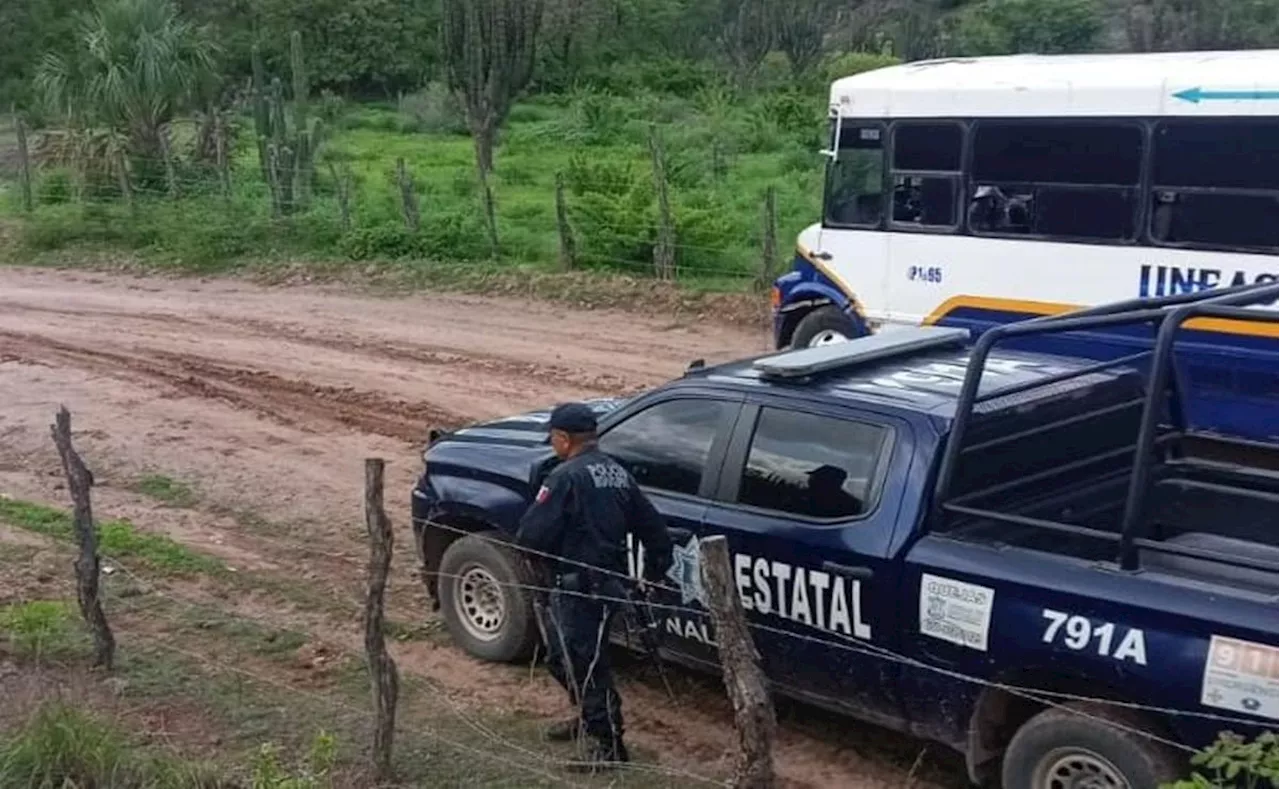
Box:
[1150,119,1278,252]
[824,124,884,229]
[598,399,733,497]
[737,408,890,520]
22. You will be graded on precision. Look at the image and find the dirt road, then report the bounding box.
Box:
[0,267,958,787]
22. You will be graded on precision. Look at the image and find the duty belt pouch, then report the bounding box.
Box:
[558,572,586,593]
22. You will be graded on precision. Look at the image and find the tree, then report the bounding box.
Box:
[945,0,1103,55]
[777,0,838,77]
[34,0,219,163]
[441,0,544,176]
[1117,0,1278,51]
[718,0,774,88]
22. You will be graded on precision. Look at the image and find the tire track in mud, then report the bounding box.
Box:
[0,330,464,442]
[0,301,645,397]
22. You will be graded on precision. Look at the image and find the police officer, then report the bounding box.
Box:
[516,402,672,770]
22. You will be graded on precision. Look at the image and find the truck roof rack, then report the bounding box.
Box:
[932,282,1279,575]
[753,325,969,379]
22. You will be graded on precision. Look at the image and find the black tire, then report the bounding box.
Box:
[791,305,858,349]
[1001,703,1183,789]
[438,532,539,663]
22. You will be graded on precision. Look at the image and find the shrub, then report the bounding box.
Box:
[821,51,900,83]
[35,168,74,205]
[1163,731,1279,789]
[398,82,469,136]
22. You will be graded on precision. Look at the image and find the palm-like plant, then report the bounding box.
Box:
[34,0,219,165]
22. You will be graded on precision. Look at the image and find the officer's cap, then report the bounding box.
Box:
[548,402,598,434]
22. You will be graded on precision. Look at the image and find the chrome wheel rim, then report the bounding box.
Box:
[808,329,851,347]
[1035,747,1129,789]
[455,563,505,642]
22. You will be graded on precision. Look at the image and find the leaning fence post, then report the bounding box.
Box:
[364,458,399,781]
[50,407,115,670]
[700,535,776,789]
[14,107,33,212]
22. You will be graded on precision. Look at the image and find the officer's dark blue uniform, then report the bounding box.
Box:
[516,402,672,766]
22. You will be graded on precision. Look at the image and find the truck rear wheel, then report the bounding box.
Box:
[438,532,539,663]
[1001,703,1182,789]
[792,305,857,349]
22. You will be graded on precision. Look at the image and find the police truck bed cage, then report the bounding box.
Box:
[932,282,1279,579]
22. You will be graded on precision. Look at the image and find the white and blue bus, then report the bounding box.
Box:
[771,49,1279,445]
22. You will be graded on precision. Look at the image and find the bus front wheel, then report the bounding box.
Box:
[792,306,857,349]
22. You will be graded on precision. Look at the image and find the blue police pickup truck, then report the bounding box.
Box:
[410,285,1279,788]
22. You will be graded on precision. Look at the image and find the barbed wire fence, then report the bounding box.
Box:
[6,112,786,288]
[33,408,1264,788]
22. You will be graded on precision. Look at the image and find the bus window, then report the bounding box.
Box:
[890,122,963,229]
[969,122,1143,242]
[824,125,884,228]
[1150,119,1278,253]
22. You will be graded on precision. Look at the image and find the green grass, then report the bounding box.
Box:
[0,600,82,660]
[133,474,198,508]
[2,90,827,290]
[0,703,226,789]
[0,497,224,576]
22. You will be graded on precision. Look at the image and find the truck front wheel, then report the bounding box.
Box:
[438,532,539,663]
[1001,703,1182,789]
[792,305,857,349]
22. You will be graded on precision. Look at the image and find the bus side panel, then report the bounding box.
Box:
[936,303,1278,443]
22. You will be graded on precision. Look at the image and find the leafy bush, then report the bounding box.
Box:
[820,51,901,83]
[398,82,469,136]
[34,168,73,205]
[1163,731,1279,789]
[338,210,487,262]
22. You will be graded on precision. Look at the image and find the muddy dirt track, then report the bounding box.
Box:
[0,267,961,788]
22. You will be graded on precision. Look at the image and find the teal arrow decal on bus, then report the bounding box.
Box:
[1174,87,1280,103]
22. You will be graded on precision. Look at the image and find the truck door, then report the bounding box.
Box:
[692,400,913,729]
[596,393,743,668]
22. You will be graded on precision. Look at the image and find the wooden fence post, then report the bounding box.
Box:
[757,186,778,292]
[266,143,284,218]
[50,407,115,671]
[700,535,776,789]
[14,107,33,212]
[159,125,180,200]
[329,162,352,232]
[554,172,576,271]
[364,458,399,781]
[396,158,420,232]
[113,148,133,212]
[648,124,676,281]
[479,168,499,259]
[214,114,231,202]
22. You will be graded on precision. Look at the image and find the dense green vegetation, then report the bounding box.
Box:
[1,0,1274,285]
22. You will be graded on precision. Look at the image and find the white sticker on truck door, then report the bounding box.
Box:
[1201,635,1279,720]
[919,574,995,651]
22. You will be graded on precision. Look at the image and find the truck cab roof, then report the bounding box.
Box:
[677,327,1140,426]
